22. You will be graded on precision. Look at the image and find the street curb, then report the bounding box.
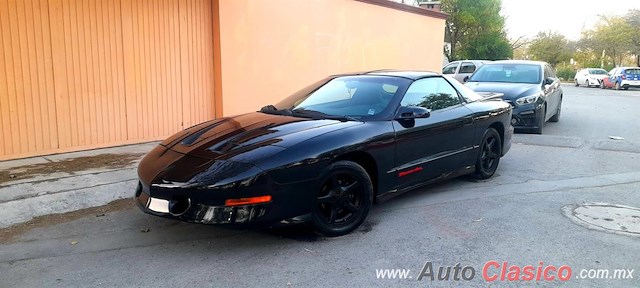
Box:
[0,179,136,228]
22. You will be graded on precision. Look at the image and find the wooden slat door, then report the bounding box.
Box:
[0,0,215,160]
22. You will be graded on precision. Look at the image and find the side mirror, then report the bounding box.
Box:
[544,77,554,85]
[396,106,431,120]
[463,76,470,82]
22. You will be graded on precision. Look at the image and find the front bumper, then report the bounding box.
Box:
[134,176,317,225]
[508,102,544,130]
[587,78,603,86]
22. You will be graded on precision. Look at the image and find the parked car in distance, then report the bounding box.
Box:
[135,70,513,236]
[574,68,608,87]
[465,60,563,134]
[600,67,640,90]
[442,60,491,83]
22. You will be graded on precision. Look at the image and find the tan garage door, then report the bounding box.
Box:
[0,0,215,160]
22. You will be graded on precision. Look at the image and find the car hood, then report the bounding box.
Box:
[160,112,361,162]
[465,82,540,100]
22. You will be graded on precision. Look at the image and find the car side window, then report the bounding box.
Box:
[401,77,461,111]
[544,65,555,79]
[459,62,476,73]
[442,63,458,74]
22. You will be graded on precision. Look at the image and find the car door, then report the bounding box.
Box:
[458,62,477,82]
[543,64,561,119]
[607,68,619,87]
[392,77,476,190]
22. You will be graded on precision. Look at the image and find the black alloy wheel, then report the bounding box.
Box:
[311,161,372,237]
[473,128,502,179]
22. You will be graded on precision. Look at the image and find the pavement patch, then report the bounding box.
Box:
[562,203,640,237]
[0,153,143,185]
[512,134,584,149]
[591,140,640,154]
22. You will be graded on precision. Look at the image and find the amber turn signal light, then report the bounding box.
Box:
[224,195,272,206]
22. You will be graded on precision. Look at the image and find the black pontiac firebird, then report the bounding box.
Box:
[135,70,513,236]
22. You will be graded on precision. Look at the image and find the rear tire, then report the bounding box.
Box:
[311,161,373,237]
[585,79,590,87]
[574,79,579,87]
[615,81,621,90]
[473,128,502,180]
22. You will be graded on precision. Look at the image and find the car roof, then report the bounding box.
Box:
[366,70,440,79]
[443,60,490,67]
[484,60,547,66]
[447,60,490,64]
[331,70,440,80]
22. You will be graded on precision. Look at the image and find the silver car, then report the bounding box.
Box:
[442,60,491,83]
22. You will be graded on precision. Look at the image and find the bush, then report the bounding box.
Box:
[556,65,576,81]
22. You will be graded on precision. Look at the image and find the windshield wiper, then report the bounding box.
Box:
[259,105,293,116]
[259,105,359,122]
[292,108,359,122]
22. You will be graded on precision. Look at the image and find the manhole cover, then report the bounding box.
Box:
[562,203,640,237]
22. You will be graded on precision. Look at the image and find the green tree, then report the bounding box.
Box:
[459,30,513,60]
[441,0,512,61]
[582,16,634,67]
[528,31,572,67]
[624,10,640,66]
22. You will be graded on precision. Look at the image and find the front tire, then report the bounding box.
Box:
[473,128,502,179]
[549,99,561,122]
[600,81,605,89]
[585,79,590,87]
[574,79,579,87]
[311,161,373,237]
[532,105,546,134]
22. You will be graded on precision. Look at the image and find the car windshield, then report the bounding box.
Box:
[272,76,410,118]
[468,63,541,84]
[589,69,607,75]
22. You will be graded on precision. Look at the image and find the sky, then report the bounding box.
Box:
[501,0,640,40]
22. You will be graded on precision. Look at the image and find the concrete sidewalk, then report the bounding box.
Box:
[0,142,158,228]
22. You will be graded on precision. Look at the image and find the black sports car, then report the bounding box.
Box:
[135,70,513,236]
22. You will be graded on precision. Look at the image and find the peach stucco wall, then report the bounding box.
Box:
[218,0,446,116]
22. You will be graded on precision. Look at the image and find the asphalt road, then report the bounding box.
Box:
[1,84,640,288]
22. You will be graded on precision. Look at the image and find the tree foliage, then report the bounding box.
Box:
[441,0,512,61]
[528,31,572,67]
[581,16,634,67]
[624,10,640,66]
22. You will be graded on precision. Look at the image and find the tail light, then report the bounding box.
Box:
[621,75,626,80]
